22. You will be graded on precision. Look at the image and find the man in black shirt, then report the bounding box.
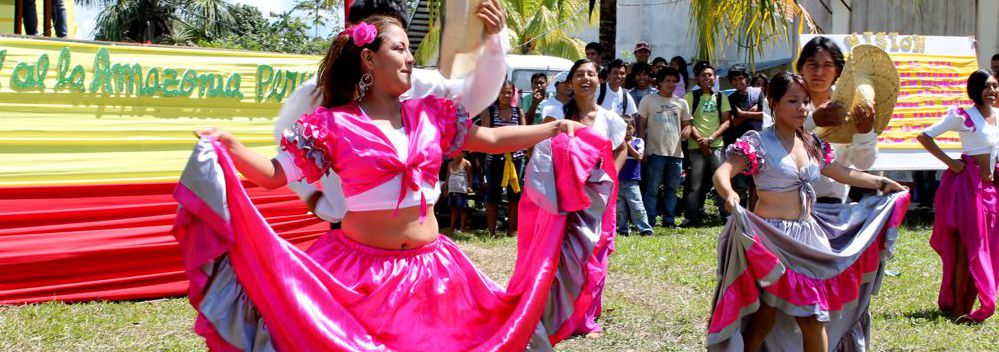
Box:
[724,64,765,210]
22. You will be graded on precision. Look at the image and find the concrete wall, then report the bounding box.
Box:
[815,0,986,66]
[570,0,795,71]
[568,0,984,71]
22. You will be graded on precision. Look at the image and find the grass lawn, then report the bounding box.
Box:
[2,222,998,351]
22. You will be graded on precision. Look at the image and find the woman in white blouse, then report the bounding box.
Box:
[917,69,999,322]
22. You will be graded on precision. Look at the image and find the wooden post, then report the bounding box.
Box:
[43,0,53,37]
[14,0,23,35]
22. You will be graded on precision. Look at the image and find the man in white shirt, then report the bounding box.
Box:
[537,71,571,121]
[274,0,510,223]
[797,36,878,204]
[597,59,638,118]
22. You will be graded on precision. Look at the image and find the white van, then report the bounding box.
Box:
[505,55,574,93]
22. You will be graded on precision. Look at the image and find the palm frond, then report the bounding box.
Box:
[414,18,440,66]
[160,20,195,45]
[690,0,810,68]
[412,0,590,63]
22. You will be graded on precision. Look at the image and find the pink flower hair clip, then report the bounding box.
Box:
[340,22,377,46]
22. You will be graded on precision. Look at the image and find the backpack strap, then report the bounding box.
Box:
[715,92,723,122]
[622,90,630,115]
[691,91,701,116]
[597,83,607,105]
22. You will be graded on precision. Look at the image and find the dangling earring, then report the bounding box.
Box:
[358,73,373,101]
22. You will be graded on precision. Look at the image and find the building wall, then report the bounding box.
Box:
[807,0,986,66]
[571,0,795,72]
[570,0,984,72]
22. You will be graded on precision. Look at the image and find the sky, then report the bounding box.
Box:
[75,1,338,40]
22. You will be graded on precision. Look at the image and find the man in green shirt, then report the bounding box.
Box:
[682,62,731,226]
[521,73,548,124]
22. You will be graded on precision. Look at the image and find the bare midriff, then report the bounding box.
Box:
[340,205,440,250]
[754,189,810,221]
[969,153,995,184]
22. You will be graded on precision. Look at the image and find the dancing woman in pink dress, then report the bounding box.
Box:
[917,69,999,322]
[175,15,619,351]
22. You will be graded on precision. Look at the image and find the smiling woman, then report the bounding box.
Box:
[917,69,999,323]
[708,71,910,351]
[171,9,617,350]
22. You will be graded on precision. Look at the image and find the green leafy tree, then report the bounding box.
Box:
[197,5,330,55]
[77,0,234,43]
[688,0,921,66]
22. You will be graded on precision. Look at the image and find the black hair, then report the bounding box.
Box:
[968,69,995,106]
[796,36,845,80]
[632,62,652,76]
[348,0,409,27]
[693,61,713,77]
[562,59,598,121]
[767,71,820,162]
[652,57,668,66]
[317,15,401,108]
[606,59,626,72]
[992,53,999,62]
[585,42,603,53]
[624,116,636,128]
[657,67,681,84]
[670,56,690,82]
[530,72,548,83]
[727,64,750,80]
[494,80,516,106]
[753,73,769,86]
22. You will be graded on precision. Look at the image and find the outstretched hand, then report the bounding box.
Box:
[195,127,239,149]
[553,119,587,137]
[724,193,740,213]
[880,178,907,194]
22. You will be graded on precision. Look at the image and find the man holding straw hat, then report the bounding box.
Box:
[797,36,899,204]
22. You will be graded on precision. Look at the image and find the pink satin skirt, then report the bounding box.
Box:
[173,139,558,351]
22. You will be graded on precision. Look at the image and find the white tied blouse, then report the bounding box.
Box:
[272,31,510,222]
[924,106,999,172]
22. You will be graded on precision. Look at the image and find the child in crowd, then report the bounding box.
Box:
[617,118,654,236]
[444,152,473,233]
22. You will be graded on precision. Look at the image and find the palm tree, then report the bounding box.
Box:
[77,0,235,43]
[597,0,614,63]
[184,0,236,40]
[688,0,817,66]
[76,0,175,42]
[502,0,593,57]
[411,0,593,65]
[689,0,925,66]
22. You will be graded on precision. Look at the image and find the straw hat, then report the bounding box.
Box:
[816,44,899,144]
[438,0,486,79]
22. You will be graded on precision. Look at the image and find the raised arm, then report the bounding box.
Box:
[625,139,643,160]
[412,0,509,116]
[820,162,904,193]
[464,119,585,154]
[198,128,287,189]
